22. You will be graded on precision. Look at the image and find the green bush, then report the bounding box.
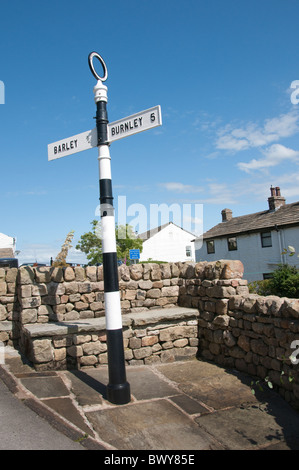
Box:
[267,264,299,298]
[249,264,299,299]
[248,279,272,296]
[249,246,299,299]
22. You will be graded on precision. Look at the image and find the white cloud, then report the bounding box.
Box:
[269,172,299,199]
[238,144,299,173]
[204,151,220,160]
[159,182,204,193]
[182,214,203,237]
[5,189,48,198]
[176,182,236,205]
[213,174,299,204]
[168,172,299,221]
[216,111,299,152]
[204,183,236,205]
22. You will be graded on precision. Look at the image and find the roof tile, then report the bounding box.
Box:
[203,201,299,240]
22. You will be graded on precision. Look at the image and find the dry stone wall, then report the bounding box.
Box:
[0,267,19,345]
[22,308,199,370]
[16,263,182,323]
[198,291,299,408]
[1,260,299,409]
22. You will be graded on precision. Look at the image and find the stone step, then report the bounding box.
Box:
[20,307,200,370]
[22,307,199,339]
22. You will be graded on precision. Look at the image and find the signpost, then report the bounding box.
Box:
[108,106,162,142]
[48,52,162,405]
[48,128,97,161]
[129,249,140,260]
[47,105,162,161]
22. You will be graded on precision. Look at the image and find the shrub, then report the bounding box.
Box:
[248,279,272,296]
[250,246,299,299]
[267,264,299,299]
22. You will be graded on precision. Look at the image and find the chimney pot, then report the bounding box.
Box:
[221,208,233,222]
[268,186,285,211]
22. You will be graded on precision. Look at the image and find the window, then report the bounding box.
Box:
[261,231,272,248]
[186,245,192,257]
[263,273,273,280]
[206,240,215,254]
[227,237,237,251]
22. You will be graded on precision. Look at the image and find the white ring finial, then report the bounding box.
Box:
[88,52,108,82]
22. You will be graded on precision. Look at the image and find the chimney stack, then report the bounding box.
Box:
[221,208,233,222]
[268,186,285,211]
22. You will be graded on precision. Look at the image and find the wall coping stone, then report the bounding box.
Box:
[23,318,107,338]
[128,307,199,326]
[22,307,199,338]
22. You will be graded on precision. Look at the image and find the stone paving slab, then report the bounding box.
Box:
[3,347,299,450]
[73,365,180,401]
[19,375,70,399]
[125,366,180,400]
[156,361,260,409]
[85,399,220,450]
[4,351,35,375]
[65,370,105,406]
[169,394,210,415]
[196,398,299,450]
[0,376,83,450]
[42,397,95,437]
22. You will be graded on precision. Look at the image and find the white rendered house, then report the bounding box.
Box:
[194,187,299,283]
[138,222,195,263]
[0,232,16,258]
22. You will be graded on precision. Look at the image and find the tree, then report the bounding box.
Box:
[75,220,143,265]
[116,224,143,262]
[53,230,75,267]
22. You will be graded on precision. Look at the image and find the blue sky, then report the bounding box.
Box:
[1,0,299,265]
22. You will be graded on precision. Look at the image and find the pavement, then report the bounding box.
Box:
[1,346,299,452]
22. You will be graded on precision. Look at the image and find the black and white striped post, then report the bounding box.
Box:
[89,52,131,405]
[49,52,161,402]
